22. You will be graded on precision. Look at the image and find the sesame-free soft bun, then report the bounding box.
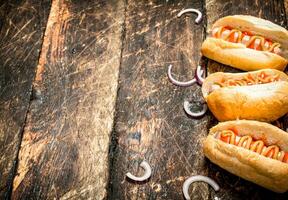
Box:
[203,120,288,193]
[201,69,288,122]
[201,15,288,71]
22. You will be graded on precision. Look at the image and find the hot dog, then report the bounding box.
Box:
[201,15,288,71]
[203,120,288,193]
[202,69,288,122]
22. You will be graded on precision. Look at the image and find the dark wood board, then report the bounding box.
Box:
[0,0,50,198]
[0,0,286,199]
[109,0,211,199]
[11,0,125,199]
[285,0,288,18]
[205,0,288,199]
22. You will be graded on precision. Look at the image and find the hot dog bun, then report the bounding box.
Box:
[202,69,288,122]
[201,38,287,71]
[203,120,288,193]
[201,15,288,71]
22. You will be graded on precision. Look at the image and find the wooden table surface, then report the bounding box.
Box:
[0,0,287,199]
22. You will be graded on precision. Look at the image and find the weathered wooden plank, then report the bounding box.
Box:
[109,0,210,199]
[285,0,288,17]
[205,0,288,199]
[0,0,50,198]
[11,0,125,199]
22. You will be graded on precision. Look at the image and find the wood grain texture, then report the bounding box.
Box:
[205,0,288,199]
[285,0,288,17]
[0,0,286,199]
[108,1,211,199]
[0,0,50,198]
[11,0,125,199]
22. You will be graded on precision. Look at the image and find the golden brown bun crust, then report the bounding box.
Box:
[203,120,288,193]
[206,81,288,122]
[201,38,288,71]
[202,69,288,98]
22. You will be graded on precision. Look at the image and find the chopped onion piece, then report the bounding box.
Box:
[254,38,261,49]
[167,65,197,87]
[177,8,202,24]
[221,30,230,39]
[241,35,250,45]
[183,175,220,200]
[264,41,270,49]
[195,65,205,85]
[183,101,207,117]
[235,135,241,144]
[126,161,152,182]
[234,32,239,42]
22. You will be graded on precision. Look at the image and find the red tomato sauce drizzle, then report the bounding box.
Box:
[218,129,288,163]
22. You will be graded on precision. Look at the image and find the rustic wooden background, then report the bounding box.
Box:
[0,0,287,199]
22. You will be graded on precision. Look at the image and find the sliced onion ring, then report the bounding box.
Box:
[126,161,152,182]
[168,64,197,87]
[195,65,205,85]
[183,101,207,117]
[177,8,203,24]
[183,175,220,200]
